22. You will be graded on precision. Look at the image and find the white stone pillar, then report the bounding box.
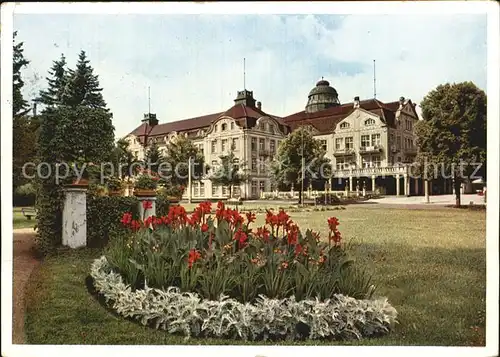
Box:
[188,157,192,204]
[404,174,409,196]
[396,175,401,196]
[137,196,156,222]
[371,175,376,193]
[349,176,353,192]
[62,187,87,249]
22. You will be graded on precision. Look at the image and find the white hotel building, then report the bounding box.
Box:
[124,79,433,199]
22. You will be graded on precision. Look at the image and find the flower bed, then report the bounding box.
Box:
[91,256,397,341]
[93,201,397,341]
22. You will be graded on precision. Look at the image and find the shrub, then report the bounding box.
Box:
[106,176,124,191]
[159,184,185,198]
[14,182,36,207]
[86,194,140,248]
[134,170,159,190]
[156,190,171,216]
[104,201,376,304]
[315,193,341,206]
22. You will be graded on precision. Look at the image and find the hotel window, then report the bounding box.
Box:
[251,181,258,197]
[340,122,350,129]
[251,137,257,151]
[200,182,205,197]
[221,139,227,152]
[251,158,257,172]
[390,133,394,144]
[362,156,370,168]
[230,122,235,130]
[365,118,375,126]
[233,158,240,171]
[269,124,275,134]
[270,140,276,154]
[371,133,381,147]
[221,123,227,131]
[345,137,354,149]
[233,186,240,197]
[335,137,343,150]
[372,155,381,167]
[361,135,370,148]
[222,186,228,196]
[212,185,218,196]
[199,146,204,156]
[211,140,217,153]
[259,159,266,173]
[259,138,265,151]
[396,136,401,149]
[194,184,199,197]
[336,157,345,170]
[259,181,265,193]
[320,139,327,151]
[232,138,238,150]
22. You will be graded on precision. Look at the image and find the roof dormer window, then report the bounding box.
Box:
[340,122,350,129]
[365,119,375,126]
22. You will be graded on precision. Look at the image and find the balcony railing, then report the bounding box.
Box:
[333,148,355,156]
[404,147,418,155]
[359,145,382,154]
[333,165,409,177]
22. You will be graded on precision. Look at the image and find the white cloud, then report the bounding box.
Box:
[14,14,486,138]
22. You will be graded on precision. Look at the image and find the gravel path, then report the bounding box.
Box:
[12,228,40,344]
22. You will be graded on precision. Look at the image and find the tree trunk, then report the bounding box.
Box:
[298,188,302,205]
[453,174,461,208]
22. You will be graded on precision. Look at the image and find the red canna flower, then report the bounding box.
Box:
[286,223,299,245]
[255,226,271,242]
[142,200,153,210]
[187,249,201,268]
[295,243,304,256]
[233,229,248,248]
[327,217,340,231]
[120,212,132,226]
[245,211,256,224]
[201,223,209,232]
[311,230,321,242]
[130,220,142,231]
[277,210,290,227]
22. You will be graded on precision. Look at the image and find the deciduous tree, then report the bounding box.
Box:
[270,127,331,204]
[415,81,486,207]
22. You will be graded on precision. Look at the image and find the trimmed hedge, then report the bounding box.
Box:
[86,195,140,248]
[14,182,37,207]
[156,193,170,217]
[87,194,170,248]
[315,194,341,205]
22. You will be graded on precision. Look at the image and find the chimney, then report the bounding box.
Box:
[353,96,360,109]
[257,101,262,110]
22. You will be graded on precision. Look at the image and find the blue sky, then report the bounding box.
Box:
[14,13,487,138]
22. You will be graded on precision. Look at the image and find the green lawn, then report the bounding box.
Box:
[25,206,486,345]
[13,207,37,230]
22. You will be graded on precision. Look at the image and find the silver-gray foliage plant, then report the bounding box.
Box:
[91,256,398,341]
